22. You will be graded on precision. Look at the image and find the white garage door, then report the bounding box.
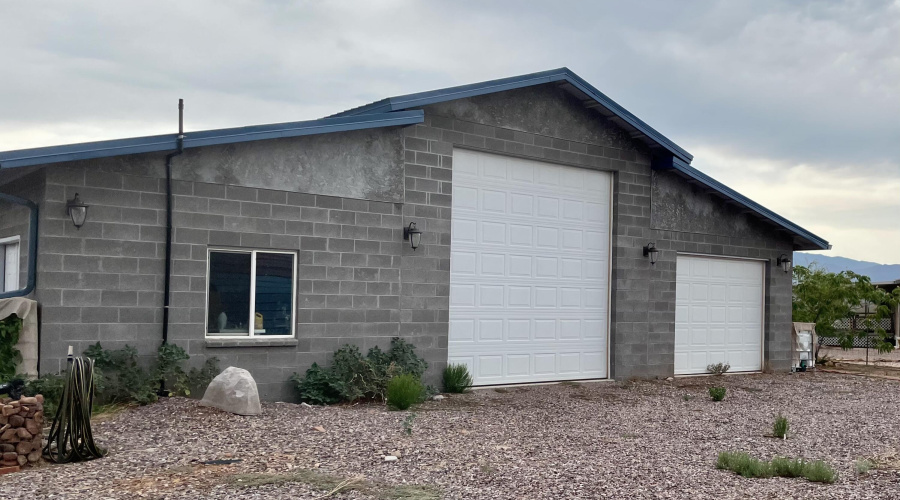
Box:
[675,255,764,375]
[449,149,611,385]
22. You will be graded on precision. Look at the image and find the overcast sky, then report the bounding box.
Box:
[1,0,897,264]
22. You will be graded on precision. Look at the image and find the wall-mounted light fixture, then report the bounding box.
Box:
[66,193,89,229]
[403,222,422,251]
[643,242,659,265]
[776,254,792,274]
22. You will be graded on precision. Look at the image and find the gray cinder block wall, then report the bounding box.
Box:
[0,82,795,400]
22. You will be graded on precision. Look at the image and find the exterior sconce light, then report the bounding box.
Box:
[777,254,792,273]
[643,242,659,265]
[403,222,422,251]
[66,193,89,229]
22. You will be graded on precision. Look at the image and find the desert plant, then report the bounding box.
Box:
[23,372,66,416]
[0,314,23,382]
[773,413,789,439]
[386,374,425,411]
[716,451,772,478]
[707,362,731,375]
[442,364,473,393]
[187,357,221,396]
[855,459,874,475]
[709,386,727,401]
[291,338,428,405]
[402,412,417,435]
[770,457,805,478]
[802,460,837,484]
[717,452,837,484]
[85,342,157,405]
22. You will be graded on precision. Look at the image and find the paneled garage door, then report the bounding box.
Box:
[449,149,611,385]
[675,255,764,375]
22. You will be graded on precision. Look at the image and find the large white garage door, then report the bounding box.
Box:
[449,149,611,385]
[675,255,764,375]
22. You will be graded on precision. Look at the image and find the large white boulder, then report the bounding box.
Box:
[200,366,262,416]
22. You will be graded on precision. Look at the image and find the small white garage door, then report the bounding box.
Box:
[675,255,764,375]
[449,149,611,385]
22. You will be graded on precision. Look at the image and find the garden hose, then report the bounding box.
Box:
[43,355,106,463]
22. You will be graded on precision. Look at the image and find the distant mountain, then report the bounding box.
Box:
[794,253,900,283]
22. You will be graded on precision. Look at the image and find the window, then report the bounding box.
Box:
[206,249,296,338]
[0,237,20,292]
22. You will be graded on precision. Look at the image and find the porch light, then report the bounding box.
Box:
[66,193,89,229]
[403,222,422,251]
[643,242,659,265]
[777,254,792,273]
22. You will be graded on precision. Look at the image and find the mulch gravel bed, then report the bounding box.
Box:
[2,372,900,499]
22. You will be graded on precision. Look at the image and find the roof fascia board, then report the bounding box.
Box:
[0,111,424,169]
[667,157,829,250]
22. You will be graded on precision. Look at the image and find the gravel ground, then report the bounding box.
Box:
[2,372,900,499]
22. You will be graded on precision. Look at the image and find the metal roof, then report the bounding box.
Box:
[654,156,830,251]
[327,67,693,163]
[0,110,424,169]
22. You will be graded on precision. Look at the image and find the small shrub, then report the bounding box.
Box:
[716,451,772,478]
[386,374,425,411]
[773,413,789,439]
[291,338,428,405]
[709,386,727,401]
[187,357,221,396]
[707,362,731,375]
[442,364,473,393]
[718,451,837,484]
[771,457,805,477]
[682,394,693,401]
[402,412,417,435]
[803,460,837,484]
[85,343,157,405]
[0,314,23,382]
[24,373,66,416]
[855,459,874,475]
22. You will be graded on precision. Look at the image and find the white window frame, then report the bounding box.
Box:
[0,236,21,292]
[205,248,297,339]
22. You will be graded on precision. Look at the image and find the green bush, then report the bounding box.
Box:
[84,342,218,405]
[718,451,837,484]
[773,413,789,439]
[386,374,425,411]
[24,373,66,416]
[442,364,473,393]
[86,343,157,404]
[0,315,23,382]
[291,338,428,405]
[709,386,727,401]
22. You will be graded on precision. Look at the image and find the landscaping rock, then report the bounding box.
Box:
[432,395,445,401]
[8,415,24,428]
[199,367,261,416]
[383,455,398,462]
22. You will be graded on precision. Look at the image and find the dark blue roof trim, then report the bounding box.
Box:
[659,157,829,251]
[328,67,693,163]
[0,111,424,169]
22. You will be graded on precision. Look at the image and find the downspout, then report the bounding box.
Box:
[159,99,183,395]
[162,98,184,346]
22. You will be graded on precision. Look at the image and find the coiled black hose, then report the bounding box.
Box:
[43,356,106,463]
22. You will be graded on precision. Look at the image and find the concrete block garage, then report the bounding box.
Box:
[0,68,829,400]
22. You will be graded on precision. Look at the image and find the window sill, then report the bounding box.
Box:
[205,338,299,348]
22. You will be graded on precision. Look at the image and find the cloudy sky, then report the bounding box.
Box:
[1,0,897,264]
